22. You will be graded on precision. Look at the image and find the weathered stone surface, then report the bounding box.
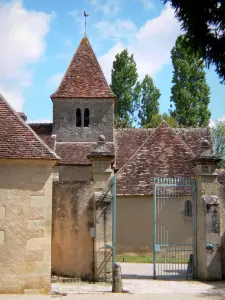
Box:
[0,207,5,219]
[53,98,114,143]
[52,180,94,278]
[31,196,50,207]
[27,238,51,250]
[0,162,54,293]
[0,231,4,244]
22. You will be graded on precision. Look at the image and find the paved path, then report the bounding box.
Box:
[51,279,225,296]
[120,263,188,279]
[49,263,225,299]
[0,279,225,300]
[0,264,225,299]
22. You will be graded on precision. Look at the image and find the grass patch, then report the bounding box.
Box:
[116,255,188,264]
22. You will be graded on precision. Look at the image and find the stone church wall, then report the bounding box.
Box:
[0,160,54,293]
[53,98,114,143]
[219,182,225,278]
[51,175,94,278]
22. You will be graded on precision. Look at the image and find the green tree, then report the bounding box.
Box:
[170,35,211,127]
[138,75,161,127]
[164,0,225,83]
[212,121,225,168]
[110,49,139,127]
[143,113,178,128]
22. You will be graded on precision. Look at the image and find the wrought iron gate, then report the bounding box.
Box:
[153,177,196,279]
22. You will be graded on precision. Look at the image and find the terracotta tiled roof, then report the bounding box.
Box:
[55,142,115,165]
[115,122,209,195]
[29,123,55,150]
[174,128,212,155]
[0,95,59,160]
[51,37,115,99]
[115,128,154,170]
[115,126,212,172]
[31,122,213,194]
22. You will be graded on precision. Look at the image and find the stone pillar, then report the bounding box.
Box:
[194,139,222,280]
[87,135,115,282]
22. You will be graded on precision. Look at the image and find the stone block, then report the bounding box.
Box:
[25,261,51,276]
[24,289,46,294]
[26,250,44,262]
[27,220,45,230]
[44,250,51,262]
[27,238,51,250]
[31,196,50,207]
[0,230,5,244]
[0,207,5,219]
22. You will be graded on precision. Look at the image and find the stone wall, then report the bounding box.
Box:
[0,160,55,294]
[219,182,225,278]
[51,180,94,278]
[195,165,222,280]
[53,98,114,142]
[58,165,92,181]
[117,195,193,255]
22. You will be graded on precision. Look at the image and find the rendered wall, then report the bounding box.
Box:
[0,160,54,294]
[116,195,193,255]
[51,180,94,279]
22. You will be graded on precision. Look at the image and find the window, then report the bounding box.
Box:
[184,200,192,217]
[76,108,81,127]
[84,108,90,127]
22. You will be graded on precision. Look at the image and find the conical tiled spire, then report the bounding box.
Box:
[51,37,115,99]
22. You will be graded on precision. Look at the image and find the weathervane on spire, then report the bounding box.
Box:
[84,11,89,36]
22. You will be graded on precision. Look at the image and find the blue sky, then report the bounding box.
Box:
[0,0,225,125]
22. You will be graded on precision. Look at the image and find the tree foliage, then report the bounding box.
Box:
[170,35,211,127]
[143,113,178,128]
[164,0,225,83]
[138,75,161,127]
[212,121,225,168]
[110,49,139,127]
[163,0,225,83]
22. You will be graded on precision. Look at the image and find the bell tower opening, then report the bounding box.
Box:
[84,108,90,127]
[76,108,82,127]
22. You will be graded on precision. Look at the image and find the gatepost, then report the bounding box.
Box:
[194,139,222,280]
[87,135,115,282]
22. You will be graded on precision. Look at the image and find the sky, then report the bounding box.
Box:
[0,0,225,126]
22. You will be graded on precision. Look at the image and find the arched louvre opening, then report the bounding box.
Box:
[84,108,90,127]
[76,108,82,127]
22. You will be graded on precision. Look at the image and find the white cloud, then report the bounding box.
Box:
[0,0,53,110]
[95,19,137,41]
[0,85,24,111]
[90,0,121,16]
[98,4,181,82]
[47,73,64,88]
[138,0,154,10]
[68,10,82,23]
[210,116,225,127]
[99,43,124,82]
